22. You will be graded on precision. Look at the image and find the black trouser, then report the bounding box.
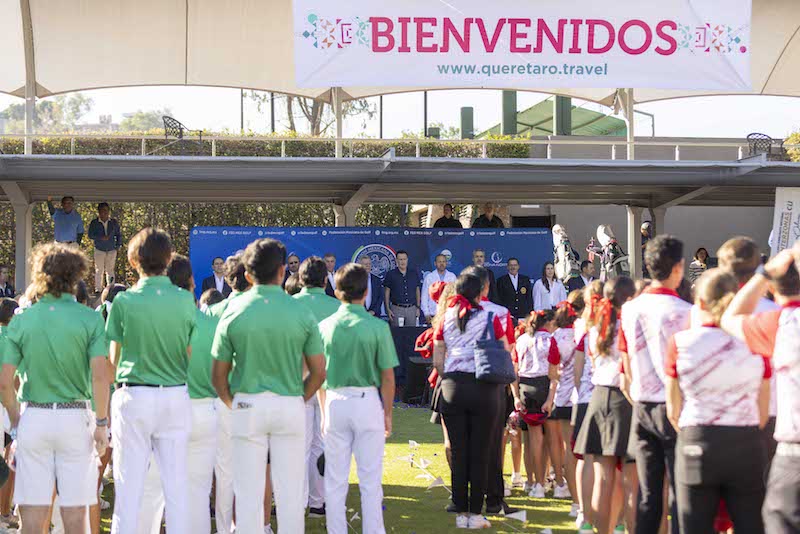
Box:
[440,373,501,514]
[675,426,766,534]
[485,385,508,509]
[631,402,679,534]
[763,453,800,534]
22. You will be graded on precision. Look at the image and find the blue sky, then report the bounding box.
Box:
[2,87,800,139]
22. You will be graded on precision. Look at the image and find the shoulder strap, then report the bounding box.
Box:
[483,311,495,340]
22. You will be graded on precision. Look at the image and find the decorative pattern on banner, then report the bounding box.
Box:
[189,226,551,297]
[293,0,751,90]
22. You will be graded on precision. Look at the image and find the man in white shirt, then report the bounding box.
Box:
[324,253,337,297]
[201,257,232,297]
[421,254,456,322]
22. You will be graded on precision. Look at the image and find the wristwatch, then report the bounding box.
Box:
[96,417,109,427]
[756,264,772,281]
[9,428,16,441]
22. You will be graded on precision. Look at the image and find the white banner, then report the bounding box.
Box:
[770,188,800,256]
[293,0,751,90]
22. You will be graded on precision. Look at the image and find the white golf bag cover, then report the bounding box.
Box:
[552,224,581,284]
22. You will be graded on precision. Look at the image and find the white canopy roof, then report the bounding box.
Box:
[1,0,799,104]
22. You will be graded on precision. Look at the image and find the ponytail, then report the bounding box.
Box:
[596,276,635,356]
[526,309,555,335]
[555,289,585,328]
[694,269,738,326]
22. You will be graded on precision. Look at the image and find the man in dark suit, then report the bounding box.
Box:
[497,258,533,319]
[472,248,499,302]
[567,260,596,293]
[201,256,232,297]
[324,252,337,297]
[359,256,384,316]
[282,253,301,287]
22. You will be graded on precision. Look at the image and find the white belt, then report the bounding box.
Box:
[328,386,376,399]
[190,397,216,406]
[776,442,800,457]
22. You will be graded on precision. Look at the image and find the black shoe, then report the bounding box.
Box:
[445,502,459,513]
[502,502,521,515]
[308,506,326,518]
[485,501,520,516]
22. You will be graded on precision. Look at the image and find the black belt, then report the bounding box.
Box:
[392,303,416,308]
[122,383,186,388]
[26,401,89,410]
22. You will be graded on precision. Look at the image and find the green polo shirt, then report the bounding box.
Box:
[318,303,399,389]
[106,276,196,386]
[4,294,107,403]
[187,309,219,399]
[212,284,323,397]
[293,287,341,323]
[206,290,244,319]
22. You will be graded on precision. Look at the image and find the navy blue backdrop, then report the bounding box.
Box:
[189,226,552,298]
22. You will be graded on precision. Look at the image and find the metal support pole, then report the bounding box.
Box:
[379,95,384,139]
[423,91,428,137]
[649,207,667,236]
[501,91,517,136]
[333,88,343,158]
[460,107,474,139]
[240,88,244,134]
[270,92,276,133]
[623,88,636,160]
[553,96,572,136]
[21,0,36,156]
[626,206,643,280]
[13,202,32,291]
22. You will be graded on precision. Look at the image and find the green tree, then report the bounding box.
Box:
[120,109,172,131]
[244,91,375,135]
[0,93,94,133]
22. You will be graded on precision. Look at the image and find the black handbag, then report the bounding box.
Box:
[474,312,516,384]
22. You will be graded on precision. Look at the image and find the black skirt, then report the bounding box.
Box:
[551,406,572,421]
[430,377,443,424]
[574,386,632,458]
[519,375,550,413]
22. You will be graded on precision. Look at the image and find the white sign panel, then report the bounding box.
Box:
[771,188,800,256]
[292,0,751,90]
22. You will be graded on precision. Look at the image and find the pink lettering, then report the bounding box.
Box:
[441,17,472,53]
[398,17,411,53]
[415,17,438,52]
[534,18,566,53]
[568,19,583,53]
[508,18,531,53]
[370,17,394,52]
[587,19,615,54]
[655,20,678,56]
[619,19,652,55]
[476,18,507,53]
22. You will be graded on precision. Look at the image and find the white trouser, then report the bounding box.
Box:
[305,395,325,509]
[94,249,117,291]
[214,397,235,534]
[136,399,218,534]
[110,385,191,534]
[136,460,163,534]
[324,387,386,534]
[232,391,306,534]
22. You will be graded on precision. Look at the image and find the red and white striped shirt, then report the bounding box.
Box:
[742,302,800,443]
[666,326,770,428]
[516,329,558,379]
[552,327,584,407]
[619,287,692,402]
[691,297,780,416]
[573,318,594,403]
[590,323,622,388]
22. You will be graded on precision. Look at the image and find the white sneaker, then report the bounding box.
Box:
[569,503,580,518]
[504,487,512,497]
[529,483,546,499]
[523,481,533,493]
[99,498,111,511]
[468,515,492,529]
[511,473,524,488]
[456,514,470,529]
[264,525,274,534]
[575,511,585,528]
[553,483,572,499]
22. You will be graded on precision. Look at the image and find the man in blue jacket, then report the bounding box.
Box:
[88,202,123,293]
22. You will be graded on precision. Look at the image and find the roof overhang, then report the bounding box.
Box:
[0,154,792,207]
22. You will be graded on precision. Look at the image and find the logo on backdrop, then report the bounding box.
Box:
[490,251,504,265]
[440,249,453,262]
[353,244,397,280]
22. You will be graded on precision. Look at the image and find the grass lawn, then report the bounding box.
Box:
[100,405,576,533]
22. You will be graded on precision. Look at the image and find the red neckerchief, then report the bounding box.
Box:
[448,295,481,318]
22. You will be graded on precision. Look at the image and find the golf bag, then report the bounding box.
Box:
[552,224,581,284]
